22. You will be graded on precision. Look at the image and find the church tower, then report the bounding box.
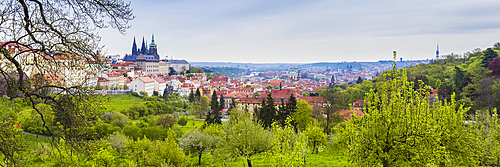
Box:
[132,37,138,55]
[140,37,147,55]
[297,66,301,80]
[436,43,439,60]
[149,34,158,58]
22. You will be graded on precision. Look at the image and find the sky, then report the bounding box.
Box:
[99,0,500,63]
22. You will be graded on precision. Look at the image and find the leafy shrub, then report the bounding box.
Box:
[156,114,177,129]
[178,117,187,126]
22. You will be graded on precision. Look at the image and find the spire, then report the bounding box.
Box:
[145,40,148,55]
[141,36,146,55]
[132,36,138,55]
[150,34,157,47]
[436,43,439,60]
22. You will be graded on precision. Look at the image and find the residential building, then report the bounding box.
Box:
[130,77,155,96]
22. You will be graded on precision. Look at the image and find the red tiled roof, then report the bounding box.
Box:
[138,77,154,83]
[154,78,165,83]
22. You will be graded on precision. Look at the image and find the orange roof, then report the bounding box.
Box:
[138,77,154,83]
[153,78,165,83]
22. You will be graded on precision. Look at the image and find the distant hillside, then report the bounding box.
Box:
[191,60,430,70]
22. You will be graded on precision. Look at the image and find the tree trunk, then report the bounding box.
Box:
[247,158,252,167]
[198,152,202,165]
[316,144,319,154]
[312,141,316,154]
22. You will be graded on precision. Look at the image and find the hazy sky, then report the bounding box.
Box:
[99,0,500,63]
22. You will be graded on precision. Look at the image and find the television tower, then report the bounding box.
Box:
[436,43,439,60]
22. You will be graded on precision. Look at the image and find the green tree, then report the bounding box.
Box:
[219,94,225,111]
[177,117,188,126]
[305,121,328,154]
[139,91,148,97]
[222,109,273,167]
[257,93,277,128]
[346,53,476,166]
[319,87,347,134]
[482,48,499,67]
[156,114,177,129]
[205,91,222,125]
[229,97,236,110]
[188,90,195,103]
[126,135,186,166]
[195,88,202,101]
[20,103,55,135]
[294,100,313,131]
[110,112,129,128]
[266,85,273,90]
[179,128,217,165]
[356,76,363,84]
[252,92,260,98]
[266,117,309,166]
[0,120,27,166]
[0,2,133,158]
[246,85,252,88]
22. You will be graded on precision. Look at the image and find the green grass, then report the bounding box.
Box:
[176,119,206,133]
[183,147,350,167]
[103,94,144,112]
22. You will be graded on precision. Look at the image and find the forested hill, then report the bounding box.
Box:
[318,44,500,116]
[402,47,500,114]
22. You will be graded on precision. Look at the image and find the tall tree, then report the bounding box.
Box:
[454,66,470,95]
[205,91,222,125]
[320,87,347,134]
[356,76,363,84]
[482,48,499,67]
[210,91,219,112]
[222,109,273,167]
[0,0,133,143]
[494,42,500,50]
[294,100,313,131]
[346,53,477,166]
[188,90,195,103]
[219,94,225,111]
[179,129,217,165]
[229,97,236,111]
[195,88,201,101]
[259,93,277,128]
[487,57,500,78]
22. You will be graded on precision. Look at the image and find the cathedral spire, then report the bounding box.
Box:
[151,34,156,46]
[132,36,138,55]
[141,36,147,55]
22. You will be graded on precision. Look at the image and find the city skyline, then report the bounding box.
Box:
[99,0,500,63]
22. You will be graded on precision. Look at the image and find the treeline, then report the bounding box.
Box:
[201,67,246,76]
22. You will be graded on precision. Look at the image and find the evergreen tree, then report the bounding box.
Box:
[163,87,170,102]
[195,88,201,101]
[229,97,236,111]
[205,91,222,125]
[188,91,195,103]
[454,66,470,95]
[482,48,499,67]
[356,76,363,84]
[259,93,277,128]
[219,94,225,111]
[210,91,219,112]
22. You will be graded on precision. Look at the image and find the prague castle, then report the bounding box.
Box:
[123,35,189,75]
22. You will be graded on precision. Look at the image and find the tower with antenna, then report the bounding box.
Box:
[436,43,439,60]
